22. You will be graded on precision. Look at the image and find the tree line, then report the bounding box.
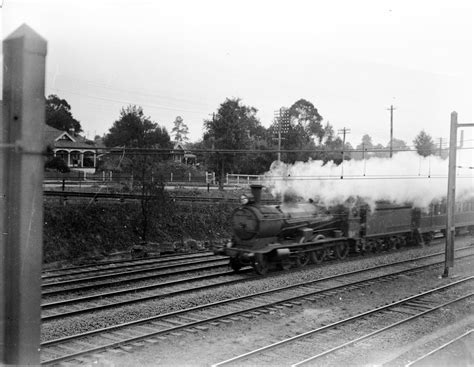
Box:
[45,94,440,179]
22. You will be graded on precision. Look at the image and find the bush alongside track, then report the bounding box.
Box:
[43,201,233,264]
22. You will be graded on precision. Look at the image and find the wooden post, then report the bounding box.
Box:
[0,24,47,364]
[443,112,457,277]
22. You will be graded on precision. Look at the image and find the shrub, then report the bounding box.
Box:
[45,157,70,173]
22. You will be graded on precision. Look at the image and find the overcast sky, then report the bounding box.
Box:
[1,0,472,148]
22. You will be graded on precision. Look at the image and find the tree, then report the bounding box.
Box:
[353,134,405,159]
[104,105,171,149]
[353,134,373,160]
[45,94,82,133]
[413,130,436,157]
[323,136,351,164]
[273,99,325,163]
[287,99,324,142]
[390,138,408,152]
[171,116,190,143]
[203,98,263,187]
[103,106,173,245]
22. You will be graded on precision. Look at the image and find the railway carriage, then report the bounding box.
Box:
[418,198,474,243]
[216,185,474,275]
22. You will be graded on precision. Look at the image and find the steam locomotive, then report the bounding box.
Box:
[216,185,474,275]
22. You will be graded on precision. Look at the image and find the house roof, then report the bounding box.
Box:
[173,142,185,150]
[44,125,102,150]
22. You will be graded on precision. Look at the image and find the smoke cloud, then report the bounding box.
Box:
[264,151,474,209]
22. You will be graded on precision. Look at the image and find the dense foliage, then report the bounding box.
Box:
[45,94,82,133]
[104,105,171,149]
[43,201,233,263]
[202,98,270,183]
[413,130,436,157]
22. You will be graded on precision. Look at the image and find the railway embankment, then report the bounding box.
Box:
[43,201,233,265]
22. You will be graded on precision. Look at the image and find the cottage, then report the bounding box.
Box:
[44,125,103,172]
[171,142,197,165]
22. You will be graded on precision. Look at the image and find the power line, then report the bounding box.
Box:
[49,88,211,115]
[92,146,474,155]
[46,72,214,108]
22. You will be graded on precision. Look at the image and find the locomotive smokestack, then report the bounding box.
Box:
[250,184,263,204]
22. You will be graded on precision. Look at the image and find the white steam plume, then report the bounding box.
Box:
[264,151,474,209]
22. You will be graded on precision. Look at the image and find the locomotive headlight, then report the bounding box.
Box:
[240,194,249,205]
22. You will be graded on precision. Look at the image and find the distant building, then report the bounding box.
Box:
[44,125,104,172]
[171,142,196,165]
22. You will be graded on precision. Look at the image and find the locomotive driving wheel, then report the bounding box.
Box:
[309,234,327,264]
[296,238,311,267]
[335,243,349,259]
[296,251,310,267]
[310,249,326,263]
[253,253,269,275]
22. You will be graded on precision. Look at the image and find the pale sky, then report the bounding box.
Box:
[1,0,473,149]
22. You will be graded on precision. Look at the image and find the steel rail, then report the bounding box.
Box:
[41,268,253,316]
[212,278,473,367]
[405,329,473,367]
[42,261,230,297]
[42,252,217,279]
[42,257,228,289]
[292,294,473,366]
[42,246,472,316]
[42,253,220,281]
[40,252,474,364]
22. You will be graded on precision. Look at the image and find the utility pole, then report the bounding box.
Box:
[337,127,350,178]
[443,112,474,278]
[438,137,443,157]
[387,105,396,157]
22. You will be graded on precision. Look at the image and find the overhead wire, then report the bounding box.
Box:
[49,88,210,115]
[46,72,214,108]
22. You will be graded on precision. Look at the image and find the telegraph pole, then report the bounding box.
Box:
[274,110,282,162]
[273,108,288,162]
[387,105,396,157]
[337,127,350,178]
[443,112,474,278]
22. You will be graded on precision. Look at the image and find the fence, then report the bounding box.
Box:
[225,174,265,186]
[43,170,217,192]
[44,171,267,190]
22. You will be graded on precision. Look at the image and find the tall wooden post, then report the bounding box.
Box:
[443,114,474,278]
[0,24,47,364]
[443,112,457,277]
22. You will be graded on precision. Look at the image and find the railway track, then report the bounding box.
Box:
[212,278,472,366]
[42,255,231,296]
[41,246,472,321]
[44,190,279,204]
[42,251,218,280]
[405,329,473,367]
[40,248,474,365]
[42,240,452,297]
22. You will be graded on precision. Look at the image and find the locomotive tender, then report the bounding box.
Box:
[217,185,474,275]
